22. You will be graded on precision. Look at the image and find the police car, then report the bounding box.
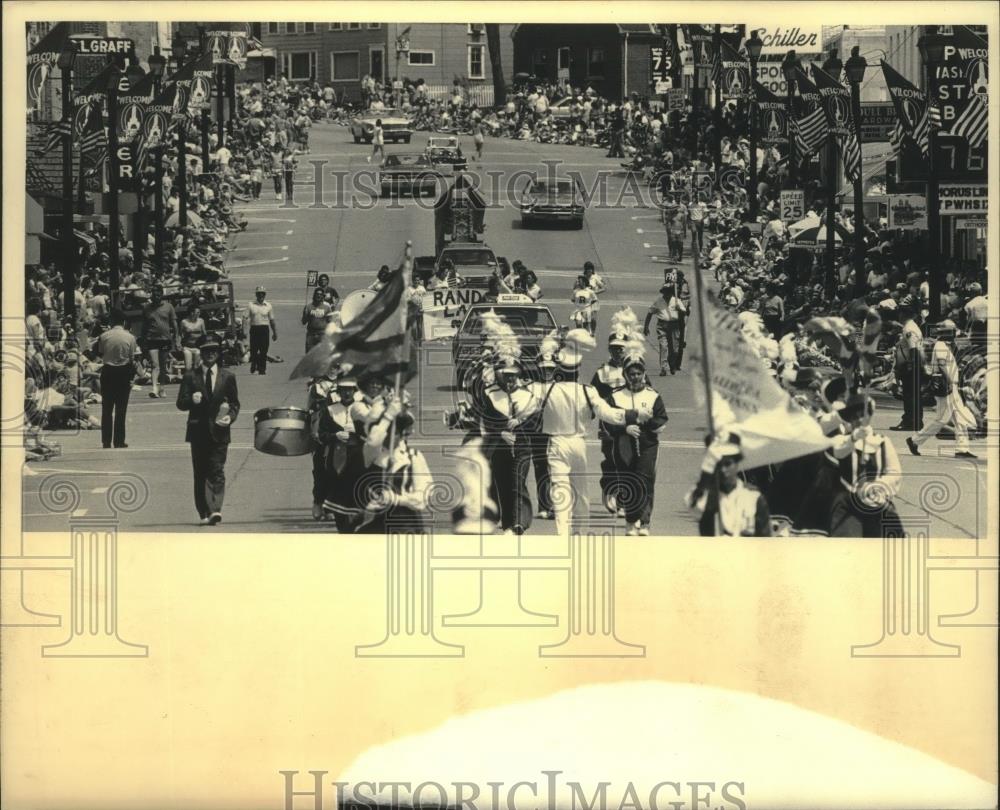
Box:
[452,297,558,389]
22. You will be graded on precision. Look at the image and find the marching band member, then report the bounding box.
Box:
[350,374,386,437]
[610,338,668,535]
[308,373,338,520]
[592,308,632,516]
[514,329,647,536]
[525,333,560,520]
[357,395,432,534]
[685,433,772,537]
[570,288,598,336]
[481,346,536,535]
[317,376,361,532]
[828,392,903,538]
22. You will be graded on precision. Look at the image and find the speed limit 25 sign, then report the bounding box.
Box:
[780,189,805,222]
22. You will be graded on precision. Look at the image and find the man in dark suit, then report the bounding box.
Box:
[176,334,240,525]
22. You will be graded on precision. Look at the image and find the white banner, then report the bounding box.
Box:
[887,195,928,230]
[421,287,485,341]
[939,184,988,216]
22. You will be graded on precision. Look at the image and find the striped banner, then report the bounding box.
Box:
[948,92,988,148]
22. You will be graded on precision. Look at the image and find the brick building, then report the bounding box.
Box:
[511,24,667,102]
[255,23,514,104]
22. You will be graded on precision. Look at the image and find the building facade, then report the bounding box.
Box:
[821,26,890,103]
[254,23,514,104]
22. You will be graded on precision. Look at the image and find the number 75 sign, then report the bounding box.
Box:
[780,189,805,222]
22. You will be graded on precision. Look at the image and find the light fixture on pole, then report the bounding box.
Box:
[917,29,945,321]
[394,27,411,107]
[845,45,867,296]
[781,49,799,187]
[58,44,77,323]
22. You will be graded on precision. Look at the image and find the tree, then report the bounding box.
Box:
[485,25,505,108]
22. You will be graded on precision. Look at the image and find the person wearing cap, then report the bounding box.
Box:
[176,333,241,526]
[827,392,904,537]
[247,285,278,375]
[593,321,629,516]
[302,287,335,353]
[96,309,139,449]
[643,282,687,376]
[906,320,977,460]
[891,295,925,432]
[140,286,179,399]
[515,328,647,536]
[317,376,362,531]
[610,343,668,535]
[570,288,598,336]
[686,434,772,537]
[525,334,560,520]
[481,353,535,534]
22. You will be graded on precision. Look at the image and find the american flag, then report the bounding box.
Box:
[793,106,828,155]
[889,120,904,157]
[948,93,988,149]
[840,132,861,183]
[912,100,941,157]
[710,44,721,87]
[79,103,108,174]
[34,120,70,156]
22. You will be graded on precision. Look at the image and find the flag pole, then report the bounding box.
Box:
[387,240,414,459]
[690,233,715,438]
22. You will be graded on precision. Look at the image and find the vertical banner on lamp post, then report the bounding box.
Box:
[752,79,788,145]
[719,40,751,99]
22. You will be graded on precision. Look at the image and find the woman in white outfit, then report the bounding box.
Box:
[906,320,977,459]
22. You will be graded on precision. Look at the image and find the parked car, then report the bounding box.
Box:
[519,176,586,228]
[350,109,412,144]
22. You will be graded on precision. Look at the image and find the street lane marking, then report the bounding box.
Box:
[229,245,289,253]
[242,216,297,222]
[228,257,290,269]
[636,228,644,234]
[643,243,669,249]
[631,214,660,220]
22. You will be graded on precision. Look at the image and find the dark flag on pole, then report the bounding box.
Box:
[789,68,827,161]
[718,39,750,99]
[27,22,72,114]
[752,80,788,146]
[811,62,861,182]
[881,59,933,157]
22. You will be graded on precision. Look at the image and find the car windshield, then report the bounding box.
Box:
[463,307,556,335]
[444,249,496,265]
[429,139,457,148]
[384,155,430,167]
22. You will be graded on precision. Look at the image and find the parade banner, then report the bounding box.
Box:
[719,40,751,99]
[143,84,176,149]
[204,22,250,69]
[810,63,852,137]
[687,292,834,469]
[26,22,70,114]
[169,52,215,115]
[685,24,715,70]
[886,195,928,230]
[752,79,788,146]
[422,287,486,341]
[118,73,155,145]
[881,60,927,139]
[935,27,988,136]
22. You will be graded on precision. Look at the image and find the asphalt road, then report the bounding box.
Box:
[20,123,989,537]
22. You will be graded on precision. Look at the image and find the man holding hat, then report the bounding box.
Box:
[247,285,278,375]
[176,333,241,526]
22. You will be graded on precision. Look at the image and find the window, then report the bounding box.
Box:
[347,23,362,30]
[368,23,381,29]
[329,23,342,31]
[532,48,548,76]
[331,51,360,81]
[267,22,279,34]
[304,23,315,33]
[587,47,606,79]
[468,24,484,35]
[282,51,317,81]
[468,45,485,79]
[408,50,435,66]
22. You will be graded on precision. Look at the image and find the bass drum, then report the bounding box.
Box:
[253,407,313,456]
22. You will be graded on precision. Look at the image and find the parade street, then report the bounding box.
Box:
[20,124,987,536]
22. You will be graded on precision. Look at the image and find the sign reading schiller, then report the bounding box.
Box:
[939,184,987,215]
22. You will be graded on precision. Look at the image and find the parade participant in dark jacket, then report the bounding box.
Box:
[176,334,241,525]
[609,339,668,535]
[525,334,559,519]
[686,433,772,537]
[318,376,362,532]
[592,309,631,516]
[307,374,338,521]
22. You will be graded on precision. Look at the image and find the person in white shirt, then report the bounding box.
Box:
[367,119,385,164]
[247,285,278,375]
[508,329,648,536]
[963,282,987,348]
[643,282,687,375]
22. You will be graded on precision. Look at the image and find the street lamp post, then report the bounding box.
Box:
[918,30,946,322]
[822,48,842,301]
[394,30,410,108]
[845,46,868,298]
[781,50,799,188]
[173,35,189,229]
[712,25,723,171]
[106,63,124,293]
[745,30,763,220]
[126,63,147,258]
[148,46,167,275]
[58,45,76,324]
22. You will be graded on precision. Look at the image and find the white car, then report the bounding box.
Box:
[350,109,412,144]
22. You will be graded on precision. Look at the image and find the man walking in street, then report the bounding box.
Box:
[176,334,241,526]
[247,285,278,375]
[140,286,178,399]
[643,282,687,376]
[891,296,925,432]
[96,309,138,449]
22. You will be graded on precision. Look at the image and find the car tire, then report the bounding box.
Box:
[404,135,412,144]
